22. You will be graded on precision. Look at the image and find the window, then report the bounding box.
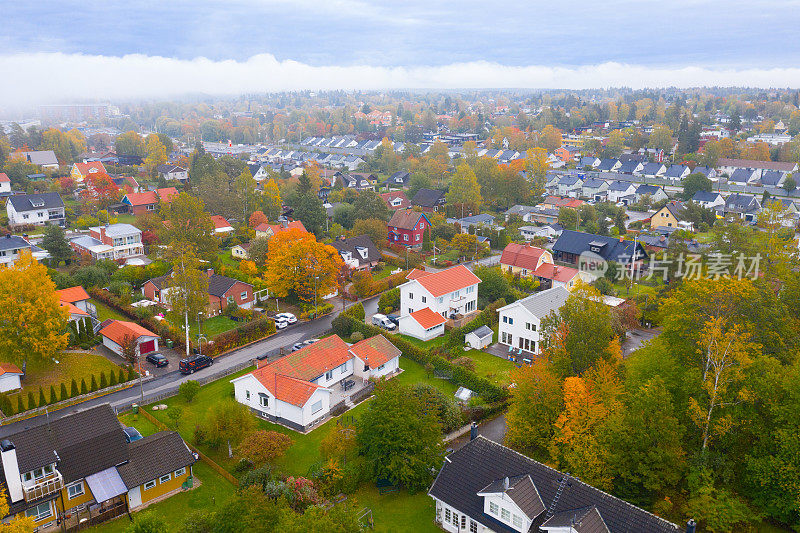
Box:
[461,515,467,529]
[245,390,250,400]
[451,511,459,526]
[174,467,186,477]
[420,222,425,229]
[415,234,420,241]
[144,480,157,491]
[227,296,235,304]
[502,316,508,324]
[409,293,413,300]
[325,370,333,380]
[512,514,524,528]
[470,520,478,533]
[377,363,385,371]
[489,501,499,515]
[508,317,513,325]
[311,400,323,414]
[421,296,426,303]
[501,508,511,521]
[240,291,248,300]
[67,482,84,499]
[260,395,269,407]
[445,508,451,522]
[438,297,443,304]
[403,234,408,241]
[25,502,52,521]
[409,308,413,314]
[159,473,172,484]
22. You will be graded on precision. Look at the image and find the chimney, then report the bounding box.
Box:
[206,269,214,278]
[99,225,106,243]
[1,440,23,503]
[470,422,478,441]
[686,519,696,533]
[619,236,624,242]
[503,476,509,490]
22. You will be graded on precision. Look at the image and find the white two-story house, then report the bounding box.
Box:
[496,286,571,357]
[70,223,144,261]
[231,334,400,432]
[398,265,481,341]
[6,193,65,227]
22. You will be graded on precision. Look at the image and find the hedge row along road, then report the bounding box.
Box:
[0,295,382,438]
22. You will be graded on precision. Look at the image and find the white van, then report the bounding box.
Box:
[371,313,396,330]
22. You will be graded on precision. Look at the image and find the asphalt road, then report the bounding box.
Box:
[0,296,380,437]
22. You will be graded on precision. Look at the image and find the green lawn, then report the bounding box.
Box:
[88,461,236,533]
[394,334,446,351]
[113,214,138,226]
[218,249,239,268]
[187,315,240,340]
[352,484,439,533]
[13,352,123,398]
[91,299,128,322]
[396,356,457,396]
[462,349,516,387]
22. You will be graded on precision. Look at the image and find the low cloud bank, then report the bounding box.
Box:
[3,52,800,107]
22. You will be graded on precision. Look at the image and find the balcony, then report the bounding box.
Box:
[23,472,64,502]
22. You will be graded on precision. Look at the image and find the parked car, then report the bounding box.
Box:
[385,314,400,326]
[179,354,213,374]
[275,317,289,330]
[372,314,397,330]
[275,312,297,324]
[146,352,168,367]
[292,339,320,351]
[123,427,143,443]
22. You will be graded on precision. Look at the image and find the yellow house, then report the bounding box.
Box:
[231,242,250,260]
[70,161,106,183]
[650,200,686,230]
[0,405,195,529]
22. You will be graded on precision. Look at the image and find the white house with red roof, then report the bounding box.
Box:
[56,286,96,324]
[98,320,159,356]
[0,363,23,392]
[230,334,400,431]
[0,173,10,195]
[210,215,234,234]
[398,265,481,340]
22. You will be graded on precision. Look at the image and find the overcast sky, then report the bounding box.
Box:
[3,0,800,107]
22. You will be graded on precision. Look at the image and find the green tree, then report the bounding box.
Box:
[356,381,443,491]
[446,163,482,213]
[179,380,201,403]
[160,192,218,261]
[353,190,389,222]
[115,131,146,157]
[126,512,168,533]
[351,218,387,251]
[648,124,674,154]
[163,244,209,358]
[681,172,713,200]
[783,175,796,193]
[332,203,356,229]
[41,225,74,266]
[293,193,326,236]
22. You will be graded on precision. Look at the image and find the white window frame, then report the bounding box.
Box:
[512,514,524,528]
[67,481,84,499]
[240,291,248,300]
[144,479,157,490]
[174,467,186,477]
[159,473,172,484]
[25,502,52,521]
[489,501,499,515]
[260,395,269,407]
[245,390,251,400]
[501,508,511,521]
[311,400,323,414]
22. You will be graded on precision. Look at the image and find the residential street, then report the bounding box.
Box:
[0,295,380,437]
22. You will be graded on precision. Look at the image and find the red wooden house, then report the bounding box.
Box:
[388,209,431,249]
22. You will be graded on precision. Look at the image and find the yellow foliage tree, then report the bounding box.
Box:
[262,229,343,302]
[539,125,562,152]
[0,251,69,365]
[0,487,34,532]
[144,134,167,176]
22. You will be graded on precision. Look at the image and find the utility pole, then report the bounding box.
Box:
[314,276,319,319]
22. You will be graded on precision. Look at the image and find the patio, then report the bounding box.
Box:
[484,342,537,364]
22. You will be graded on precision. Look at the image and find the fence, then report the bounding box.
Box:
[138,408,239,487]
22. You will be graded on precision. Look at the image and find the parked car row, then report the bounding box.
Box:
[371,313,398,330]
[274,312,297,330]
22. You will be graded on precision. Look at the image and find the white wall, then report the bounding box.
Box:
[400,280,479,319]
[498,304,542,355]
[232,374,332,428]
[127,486,142,509]
[369,356,399,379]
[0,374,21,393]
[311,359,353,387]
[399,315,444,341]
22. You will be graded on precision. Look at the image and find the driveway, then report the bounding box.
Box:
[0,295,381,437]
[449,415,507,452]
[621,327,661,357]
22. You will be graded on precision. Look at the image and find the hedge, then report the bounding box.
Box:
[441,298,505,349]
[205,317,277,356]
[331,315,508,403]
[298,302,334,320]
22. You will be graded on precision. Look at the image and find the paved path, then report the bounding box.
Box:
[0,296,380,437]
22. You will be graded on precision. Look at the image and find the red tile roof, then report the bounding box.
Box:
[409,307,447,329]
[210,215,232,229]
[533,263,580,283]
[99,320,158,346]
[266,335,352,382]
[544,196,584,209]
[349,335,401,367]
[0,363,23,376]
[380,191,410,210]
[0,173,9,183]
[405,268,430,280]
[255,221,307,235]
[156,187,179,202]
[74,162,106,175]
[61,301,89,317]
[500,243,549,271]
[412,264,481,298]
[124,188,178,207]
[56,286,90,303]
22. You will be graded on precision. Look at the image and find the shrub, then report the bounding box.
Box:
[90,375,98,392]
[179,380,201,403]
[27,391,36,410]
[119,368,126,383]
[109,370,118,386]
[342,302,365,321]
[16,395,24,414]
[299,302,333,320]
[38,387,47,407]
[350,331,364,342]
[80,378,88,395]
[452,356,475,372]
[100,372,108,389]
[60,383,68,401]
[70,379,79,397]
[49,385,58,404]
[378,287,400,313]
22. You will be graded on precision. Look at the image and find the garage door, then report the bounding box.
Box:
[139,340,155,354]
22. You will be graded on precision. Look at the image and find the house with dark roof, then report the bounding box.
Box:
[650,200,692,230]
[142,269,254,316]
[759,170,786,187]
[552,230,648,267]
[411,188,447,212]
[331,235,380,271]
[579,156,600,168]
[580,178,609,200]
[716,193,761,223]
[0,235,34,267]
[692,190,725,209]
[6,193,65,227]
[616,160,643,174]
[497,286,571,356]
[155,164,188,182]
[635,184,668,203]
[664,164,690,181]
[691,166,717,180]
[386,171,412,187]
[637,162,667,178]
[388,209,431,248]
[728,168,758,184]
[596,159,621,172]
[429,435,682,533]
[555,175,583,197]
[606,181,637,204]
[0,405,195,529]
[231,334,401,431]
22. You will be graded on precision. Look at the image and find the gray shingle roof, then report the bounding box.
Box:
[331,235,379,267]
[117,431,195,489]
[429,436,680,533]
[506,286,571,318]
[8,193,64,213]
[541,506,610,533]
[0,235,31,252]
[692,191,720,203]
[553,230,648,263]
[411,188,446,208]
[470,325,494,339]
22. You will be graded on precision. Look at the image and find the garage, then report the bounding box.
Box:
[138,340,156,354]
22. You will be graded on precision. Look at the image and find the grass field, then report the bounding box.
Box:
[14,352,123,398]
[187,315,239,339]
[462,349,517,386]
[395,334,446,351]
[352,484,439,533]
[91,299,128,322]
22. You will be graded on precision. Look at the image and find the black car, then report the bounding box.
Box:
[146,352,168,367]
[179,355,213,374]
[386,314,400,326]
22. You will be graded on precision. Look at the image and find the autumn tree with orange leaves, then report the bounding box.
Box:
[262,228,343,302]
